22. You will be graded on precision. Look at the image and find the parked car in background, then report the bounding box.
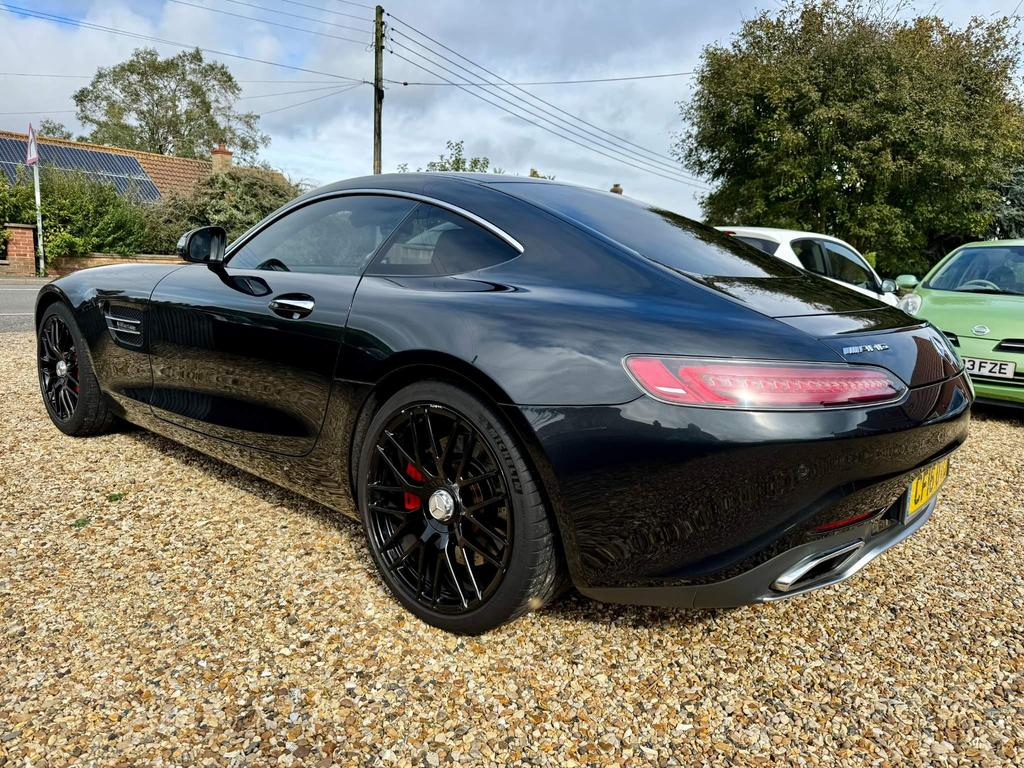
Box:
[897,240,1024,408]
[716,227,899,306]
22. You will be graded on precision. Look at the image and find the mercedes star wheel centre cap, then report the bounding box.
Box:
[428,489,456,522]
[56,360,68,377]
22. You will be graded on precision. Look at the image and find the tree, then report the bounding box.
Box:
[396,140,555,178]
[397,140,503,174]
[73,48,268,163]
[38,119,73,140]
[152,168,300,242]
[988,169,1024,239]
[676,1,1024,275]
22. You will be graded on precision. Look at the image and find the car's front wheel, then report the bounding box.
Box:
[37,302,116,437]
[357,381,563,634]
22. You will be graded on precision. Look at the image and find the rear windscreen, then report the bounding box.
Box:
[734,235,780,256]
[492,182,800,278]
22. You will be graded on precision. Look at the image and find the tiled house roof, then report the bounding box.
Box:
[0,130,212,198]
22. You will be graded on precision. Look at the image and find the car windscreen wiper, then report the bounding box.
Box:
[954,287,1024,296]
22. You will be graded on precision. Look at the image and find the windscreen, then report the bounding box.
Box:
[926,246,1024,295]
[492,182,801,278]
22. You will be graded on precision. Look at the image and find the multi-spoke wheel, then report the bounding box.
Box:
[37,302,116,437]
[38,313,80,422]
[358,381,564,634]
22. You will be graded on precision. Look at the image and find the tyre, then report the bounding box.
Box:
[37,302,117,437]
[356,381,563,634]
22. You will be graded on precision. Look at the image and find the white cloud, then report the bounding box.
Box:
[0,0,1015,219]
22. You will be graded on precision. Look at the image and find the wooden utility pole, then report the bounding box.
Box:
[373,5,384,174]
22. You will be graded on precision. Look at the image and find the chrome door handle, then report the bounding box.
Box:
[268,296,315,318]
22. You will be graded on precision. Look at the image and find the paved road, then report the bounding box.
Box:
[0,284,42,333]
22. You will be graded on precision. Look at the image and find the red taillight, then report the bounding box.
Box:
[624,356,905,409]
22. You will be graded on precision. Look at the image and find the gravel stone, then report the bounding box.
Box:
[1,331,1022,766]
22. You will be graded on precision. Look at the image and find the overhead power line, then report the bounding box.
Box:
[325,0,374,9]
[258,82,363,116]
[238,83,357,99]
[2,83,365,120]
[386,14,699,181]
[387,33,699,183]
[0,4,369,85]
[165,0,370,46]
[386,49,708,191]
[388,71,696,87]
[0,109,76,116]
[276,0,372,22]
[384,32,707,187]
[216,0,372,32]
[0,72,354,85]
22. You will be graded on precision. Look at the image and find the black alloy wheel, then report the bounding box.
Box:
[358,382,563,634]
[38,313,80,422]
[37,302,116,437]
[366,403,513,613]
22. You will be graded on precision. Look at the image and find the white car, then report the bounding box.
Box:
[715,227,899,307]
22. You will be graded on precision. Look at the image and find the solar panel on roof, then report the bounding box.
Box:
[0,137,162,202]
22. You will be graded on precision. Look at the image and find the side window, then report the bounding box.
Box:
[228,195,416,275]
[369,204,519,276]
[791,239,828,275]
[820,240,875,290]
[734,236,779,256]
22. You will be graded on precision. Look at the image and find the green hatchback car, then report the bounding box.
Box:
[896,240,1024,407]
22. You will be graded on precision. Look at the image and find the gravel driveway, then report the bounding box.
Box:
[1,330,1022,767]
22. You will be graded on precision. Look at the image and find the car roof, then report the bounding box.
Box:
[714,226,856,248]
[309,172,563,197]
[952,239,1024,249]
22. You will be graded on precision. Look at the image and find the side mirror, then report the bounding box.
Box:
[880,278,898,294]
[895,274,919,290]
[176,226,227,264]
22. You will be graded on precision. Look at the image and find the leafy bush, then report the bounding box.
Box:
[2,168,153,262]
[1,166,299,262]
[153,168,300,243]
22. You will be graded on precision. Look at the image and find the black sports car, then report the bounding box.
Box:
[35,174,971,633]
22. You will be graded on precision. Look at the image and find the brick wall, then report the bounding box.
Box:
[1,224,38,276]
[48,253,179,277]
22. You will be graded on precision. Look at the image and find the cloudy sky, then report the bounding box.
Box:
[1,0,1017,218]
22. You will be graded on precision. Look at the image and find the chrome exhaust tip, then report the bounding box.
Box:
[771,540,865,593]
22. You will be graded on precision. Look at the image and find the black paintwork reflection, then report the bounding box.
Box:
[818,323,961,387]
[521,373,971,589]
[776,307,915,336]
[123,379,370,514]
[693,274,886,317]
[147,264,352,456]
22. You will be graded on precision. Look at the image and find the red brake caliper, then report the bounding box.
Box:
[404,463,423,511]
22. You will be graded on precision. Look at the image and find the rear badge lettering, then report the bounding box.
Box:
[842,343,890,355]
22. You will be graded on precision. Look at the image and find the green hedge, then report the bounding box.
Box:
[2,166,299,264]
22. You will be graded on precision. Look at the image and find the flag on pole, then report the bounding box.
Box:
[26,123,39,166]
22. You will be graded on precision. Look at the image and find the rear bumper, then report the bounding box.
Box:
[517,372,971,592]
[579,496,936,608]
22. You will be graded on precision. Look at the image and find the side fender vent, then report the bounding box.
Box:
[104,305,144,348]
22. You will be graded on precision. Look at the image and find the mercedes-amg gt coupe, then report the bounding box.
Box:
[35,174,971,633]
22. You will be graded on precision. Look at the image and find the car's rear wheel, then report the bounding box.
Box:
[357,381,563,634]
[37,302,116,436]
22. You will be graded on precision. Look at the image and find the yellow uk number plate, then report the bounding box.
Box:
[905,458,950,521]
